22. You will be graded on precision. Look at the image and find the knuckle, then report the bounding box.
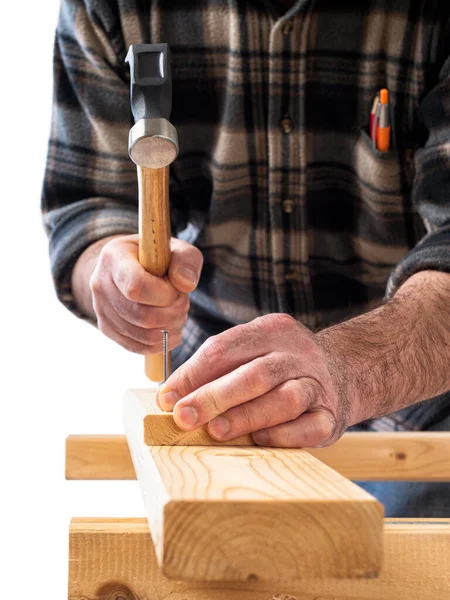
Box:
[256,355,285,391]
[146,329,162,345]
[116,320,136,342]
[280,381,304,416]
[175,363,199,397]
[201,387,221,417]
[302,378,322,407]
[135,308,154,329]
[256,312,295,331]
[245,402,272,431]
[203,336,227,365]
[89,274,102,296]
[167,282,180,304]
[123,278,142,302]
[238,403,259,430]
[301,411,336,448]
[242,366,267,396]
[174,292,190,314]
[99,243,114,265]
[274,313,296,328]
[140,306,161,329]
[315,412,335,444]
[254,428,275,446]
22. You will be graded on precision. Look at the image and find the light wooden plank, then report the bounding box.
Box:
[311,430,450,481]
[69,518,450,600]
[65,435,135,480]
[123,390,383,582]
[66,431,450,481]
[126,389,253,446]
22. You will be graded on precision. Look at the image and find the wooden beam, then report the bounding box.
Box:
[123,390,383,582]
[69,518,450,600]
[315,430,450,481]
[65,435,135,480]
[66,431,450,481]
[126,389,253,446]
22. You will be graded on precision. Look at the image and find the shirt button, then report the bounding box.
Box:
[282,199,295,214]
[282,21,293,35]
[280,117,294,134]
[285,270,301,282]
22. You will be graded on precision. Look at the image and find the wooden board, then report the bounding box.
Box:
[66,431,450,481]
[66,435,135,480]
[123,391,383,582]
[69,518,450,600]
[126,389,253,446]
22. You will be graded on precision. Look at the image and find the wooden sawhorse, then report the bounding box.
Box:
[66,390,450,599]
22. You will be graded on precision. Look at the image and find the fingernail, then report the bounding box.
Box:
[178,267,198,286]
[177,406,198,429]
[159,391,180,412]
[209,416,230,439]
[253,430,268,445]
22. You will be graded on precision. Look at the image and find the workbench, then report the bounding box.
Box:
[66,390,450,600]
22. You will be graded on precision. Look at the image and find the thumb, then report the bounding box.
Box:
[168,238,204,293]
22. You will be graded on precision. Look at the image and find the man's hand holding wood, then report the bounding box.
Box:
[158,271,450,448]
[157,314,348,448]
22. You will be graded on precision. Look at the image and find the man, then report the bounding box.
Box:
[42,0,450,516]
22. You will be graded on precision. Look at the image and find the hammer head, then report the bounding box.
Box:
[126,44,179,169]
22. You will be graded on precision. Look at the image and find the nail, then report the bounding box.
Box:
[253,430,268,445]
[177,406,198,429]
[209,416,230,439]
[159,391,180,412]
[178,266,198,286]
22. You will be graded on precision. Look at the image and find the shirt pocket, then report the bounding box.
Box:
[351,128,417,265]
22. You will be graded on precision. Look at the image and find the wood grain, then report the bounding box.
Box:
[137,166,171,382]
[123,392,383,582]
[65,435,135,480]
[65,431,450,481]
[312,430,450,481]
[127,389,253,446]
[69,517,450,600]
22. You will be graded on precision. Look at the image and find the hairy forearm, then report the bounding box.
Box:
[317,270,450,426]
[71,235,122,320]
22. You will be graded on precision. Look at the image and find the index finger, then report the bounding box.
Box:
[157,316,276,410]
[172,353,299,431]
[112,251,179,307]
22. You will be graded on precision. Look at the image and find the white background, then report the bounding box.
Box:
[1,2,148,596]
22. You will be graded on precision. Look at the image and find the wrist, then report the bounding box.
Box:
[315,322,373,427]
[316,271,450,425]
[316,300,408,425]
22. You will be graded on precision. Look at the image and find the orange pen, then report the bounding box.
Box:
[376,88,391,152]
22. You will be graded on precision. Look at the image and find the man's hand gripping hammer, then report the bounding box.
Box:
[126,44,179,383]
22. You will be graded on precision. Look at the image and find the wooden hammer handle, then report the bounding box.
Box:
[137,166,172,382]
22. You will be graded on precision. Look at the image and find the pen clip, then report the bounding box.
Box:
[372,102,381,152]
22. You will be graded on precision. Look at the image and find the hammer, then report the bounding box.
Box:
[126,44,179,383]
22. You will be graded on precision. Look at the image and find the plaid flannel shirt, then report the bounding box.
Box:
[42,0,450,431]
